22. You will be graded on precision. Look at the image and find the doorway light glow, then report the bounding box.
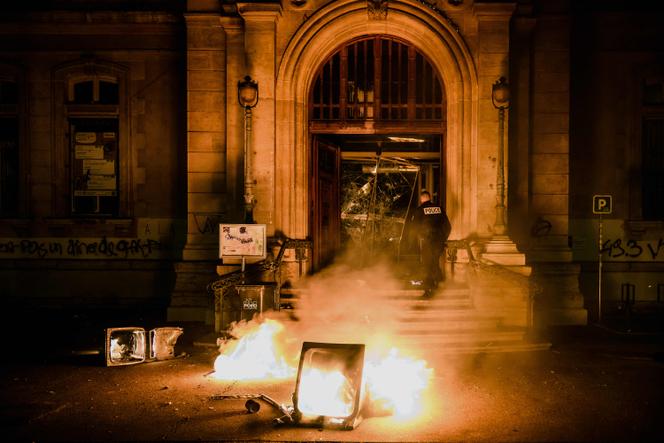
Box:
[387,136,425,143]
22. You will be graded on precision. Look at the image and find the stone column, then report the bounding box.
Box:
[237,2,281,234]
[168,9,226,323]
[528,14,587,326]
[470,3,533,329]
[223,18,245,222]
[474,3,527,267]
[509,7,535,249]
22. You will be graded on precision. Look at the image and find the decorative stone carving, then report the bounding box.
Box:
[367,0,388,20]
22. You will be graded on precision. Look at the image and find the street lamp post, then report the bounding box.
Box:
[492,76,510,236]
[238,75,259,224]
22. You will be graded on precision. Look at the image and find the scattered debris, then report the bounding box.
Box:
[105,326,184,366]
[209,394,293,423]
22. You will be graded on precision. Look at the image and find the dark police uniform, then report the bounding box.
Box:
[412,200,451,293]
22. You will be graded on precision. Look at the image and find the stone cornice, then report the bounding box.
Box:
[237,2,282,21]
[472,1,516,20]
[184,12,222,26]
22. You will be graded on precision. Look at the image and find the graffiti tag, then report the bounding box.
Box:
[0,237,163,259]
[600,238,664,260]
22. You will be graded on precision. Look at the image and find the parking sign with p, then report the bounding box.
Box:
[593,195,612,215]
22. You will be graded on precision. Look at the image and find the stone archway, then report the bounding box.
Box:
[275,0,479,241]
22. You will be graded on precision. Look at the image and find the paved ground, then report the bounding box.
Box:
[1,309,663,442]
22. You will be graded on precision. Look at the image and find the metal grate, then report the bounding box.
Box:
[311,36,445,123]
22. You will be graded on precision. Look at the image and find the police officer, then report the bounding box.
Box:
[411,190,451,296]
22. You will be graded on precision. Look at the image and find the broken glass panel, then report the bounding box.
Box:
[341,156,419,261]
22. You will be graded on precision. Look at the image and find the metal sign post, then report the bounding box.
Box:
[592,195,612,323]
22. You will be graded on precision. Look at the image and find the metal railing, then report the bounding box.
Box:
[207,238,312,331]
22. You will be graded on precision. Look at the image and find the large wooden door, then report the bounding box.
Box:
[311,137,341,269]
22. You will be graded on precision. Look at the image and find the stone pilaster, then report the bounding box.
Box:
[223,17,245,222]
[474,3,528,268]
[509,8,535,248]
[237,2,281,234]
[474,2,515,239]
[528,13,586,325]
[168,9,227,323]
[471,3,533,329]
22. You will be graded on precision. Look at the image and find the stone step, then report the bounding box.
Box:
[395,327,526,346]
[397,315,500,332]
[405,297,474,309]
[415,340,551,354]
[382,288,471,300]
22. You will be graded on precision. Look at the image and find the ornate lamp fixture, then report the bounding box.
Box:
[491,77,510,235]
[238,75,259,223]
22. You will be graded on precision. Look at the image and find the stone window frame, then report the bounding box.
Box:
[52,58,131,219]
[0,63,28,218]
[627,66,664,234]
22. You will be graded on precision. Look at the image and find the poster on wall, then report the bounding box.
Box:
[72,128,118,198]
[219,224,267,261]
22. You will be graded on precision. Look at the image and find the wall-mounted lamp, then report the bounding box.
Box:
[238,75,259,223]
[491,77,510,236]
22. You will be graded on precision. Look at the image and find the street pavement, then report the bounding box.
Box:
[1,311,663,442]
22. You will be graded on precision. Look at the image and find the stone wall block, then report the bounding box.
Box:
[531,194,569,215]
[188,90,225,112]
[532,173,569,194]
[188,172,226,193]
[533,92,569,113]
[187,70,224,91]
[532,113,569,134]
[187,111,224,132]
[187,151,225,173]
[531,153,569,174]
[186,26,224,49]
[187,131,225,152]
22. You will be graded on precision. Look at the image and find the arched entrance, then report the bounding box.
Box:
[275,0,479,267]
[309,36,447,268]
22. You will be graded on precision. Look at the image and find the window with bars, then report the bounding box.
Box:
[640,77,664,220]
[67,75,120,216]
[310,36,445,123]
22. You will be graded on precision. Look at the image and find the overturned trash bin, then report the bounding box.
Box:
[292,342,366,430]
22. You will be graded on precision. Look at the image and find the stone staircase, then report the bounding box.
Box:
[279,281,549,354]
[390,285,541,353]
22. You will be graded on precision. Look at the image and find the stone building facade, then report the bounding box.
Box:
[1,0,662,329]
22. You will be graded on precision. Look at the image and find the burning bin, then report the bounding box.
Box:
[237,284,278,322]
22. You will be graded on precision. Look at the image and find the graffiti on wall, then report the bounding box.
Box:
[600,238,664,260]
[571,219,664,262]
[0,218,184,260]
[193,213,223,235]
[0,237,165,259]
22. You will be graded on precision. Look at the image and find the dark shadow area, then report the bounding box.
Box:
[546,324,664,362]
[0,302,210,366]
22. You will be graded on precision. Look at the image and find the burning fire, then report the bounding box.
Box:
[297,367,356,418]
[364,348,433,418]
[213,319,296,380]
[212,318,433,419]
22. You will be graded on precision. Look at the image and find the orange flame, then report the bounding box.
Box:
[213,319,295,380]
[297,367,356,417]
[364,348,433,418]
[212,319,433,419]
